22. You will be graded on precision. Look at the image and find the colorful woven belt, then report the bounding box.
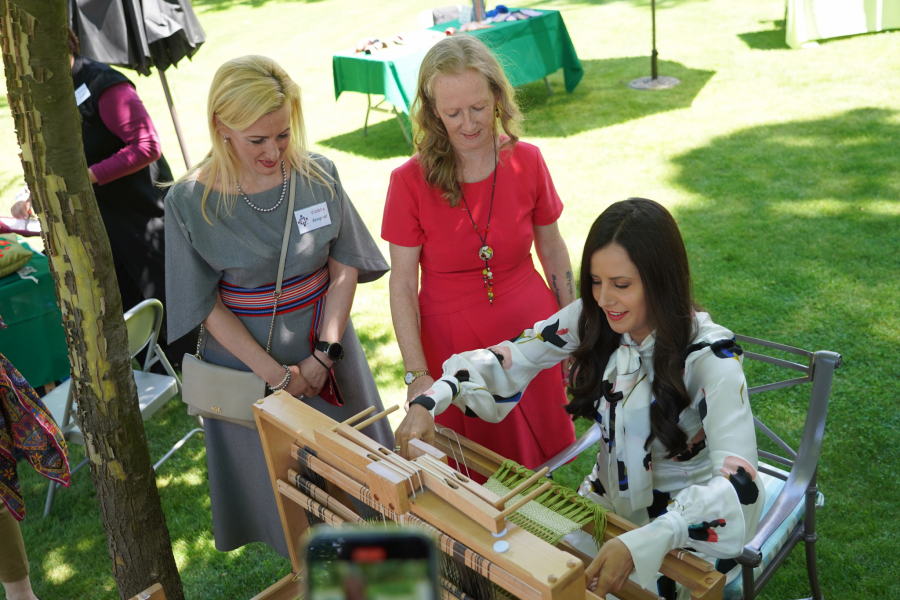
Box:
[218,265,343,407]
[219,266,329,317]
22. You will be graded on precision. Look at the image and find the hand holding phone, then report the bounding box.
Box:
[304,526,439,600]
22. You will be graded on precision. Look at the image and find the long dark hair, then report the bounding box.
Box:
[565,198,699,458]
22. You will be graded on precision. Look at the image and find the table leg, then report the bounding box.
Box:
[393,107,412,148]
[365,93,372,137]
[544,77,553,96]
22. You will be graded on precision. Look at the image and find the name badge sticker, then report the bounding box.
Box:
[74,83,91,106]
[295,202,332,235]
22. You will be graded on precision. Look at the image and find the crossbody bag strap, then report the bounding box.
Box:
[264,167,299,354]
[195,167,299,359]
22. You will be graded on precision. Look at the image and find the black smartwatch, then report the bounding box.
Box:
[315,341,344,363]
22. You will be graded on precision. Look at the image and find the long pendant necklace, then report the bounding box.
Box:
[459,141,498,305]
[236,160,287,213]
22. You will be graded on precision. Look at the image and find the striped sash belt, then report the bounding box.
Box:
[218,265,343,406]
[220,266,330,357]
[219,266,329,317]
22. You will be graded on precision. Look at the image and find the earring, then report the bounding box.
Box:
[495,105,501,118]
[223,136,228,143]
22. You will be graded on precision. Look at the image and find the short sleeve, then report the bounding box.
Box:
[327,162,390,284]
[382,162,426,247]
[164,186,223,341]
[531,146,563,226]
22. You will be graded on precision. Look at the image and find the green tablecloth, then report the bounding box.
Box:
[333,9,583,114]
[0,243,70,387]
[786,0,900,48]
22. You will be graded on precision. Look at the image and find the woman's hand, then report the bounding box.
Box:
[11,199,32,220]
[561,357,573,388]
[394,404,435,457]
[405,375,435,410]
[585,538,635,596]
[281,365,312,399]
[298,354,330,397]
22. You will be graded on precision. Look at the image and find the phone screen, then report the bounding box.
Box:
[306,528,438,600]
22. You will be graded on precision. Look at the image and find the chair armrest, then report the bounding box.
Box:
[740,350,841,566]
[538,422,603,474]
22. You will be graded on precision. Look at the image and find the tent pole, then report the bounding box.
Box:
[158,69,191,169]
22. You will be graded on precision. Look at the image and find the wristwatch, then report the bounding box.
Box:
[315,341,344,363]
[404,369,431,386]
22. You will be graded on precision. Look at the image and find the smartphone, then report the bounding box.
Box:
[303,525,439,600]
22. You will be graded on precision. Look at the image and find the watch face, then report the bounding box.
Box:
[404,372,414,385]
[327,342,344,362]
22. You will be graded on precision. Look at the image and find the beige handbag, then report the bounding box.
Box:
[181,169,297,426]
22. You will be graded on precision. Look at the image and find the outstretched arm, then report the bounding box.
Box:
[394,300,583,455]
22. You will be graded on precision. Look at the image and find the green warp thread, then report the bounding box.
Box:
[487,460,607,547]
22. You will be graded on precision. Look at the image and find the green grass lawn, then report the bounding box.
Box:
[3,0,899,598]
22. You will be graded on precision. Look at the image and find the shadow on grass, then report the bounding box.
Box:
[738,20,790,50]
[193,0,324,12]
[519,57,715,137]
[668,106,900,599]
[669,107,900,344]
[318,116,413,160]
[320,58,712,151]
[17,397,290,600]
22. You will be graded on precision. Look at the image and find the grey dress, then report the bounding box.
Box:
[165,155,393,558]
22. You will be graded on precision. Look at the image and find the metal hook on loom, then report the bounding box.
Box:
[436,426,471,479]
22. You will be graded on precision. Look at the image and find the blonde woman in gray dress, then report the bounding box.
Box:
[164,55,392,558]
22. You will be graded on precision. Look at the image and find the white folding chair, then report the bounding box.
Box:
[41,299,203,517]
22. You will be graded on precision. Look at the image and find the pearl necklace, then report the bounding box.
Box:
[236,161,287,213]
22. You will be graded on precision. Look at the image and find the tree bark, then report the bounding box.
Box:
[0,2,184,598]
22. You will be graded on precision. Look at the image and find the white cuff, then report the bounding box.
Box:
[616,511,686,590]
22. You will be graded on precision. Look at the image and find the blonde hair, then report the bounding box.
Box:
[170,55,331,223]
[411,36,523,207]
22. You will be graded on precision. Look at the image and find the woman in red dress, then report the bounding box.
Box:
[382,36,576,472]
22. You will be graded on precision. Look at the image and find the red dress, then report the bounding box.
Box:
[382,141,576,472]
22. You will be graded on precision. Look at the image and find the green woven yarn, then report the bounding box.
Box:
[486,460,607,547]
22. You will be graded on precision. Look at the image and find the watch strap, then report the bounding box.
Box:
[405,369,430,385]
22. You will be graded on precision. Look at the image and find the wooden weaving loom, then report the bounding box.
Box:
[250,390,725,600]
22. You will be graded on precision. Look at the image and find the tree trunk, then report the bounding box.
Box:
[0,2,184,599]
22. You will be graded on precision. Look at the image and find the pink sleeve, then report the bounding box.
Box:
[531,146,563,226]
[91,82,162,185]
[381,166,427,247]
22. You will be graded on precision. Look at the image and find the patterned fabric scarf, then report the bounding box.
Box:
[603,334,656,514]
[0,345,70,520]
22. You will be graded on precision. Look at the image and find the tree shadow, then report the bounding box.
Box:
[192,0,324,13]
[737,19,790,50]
[519,57,715,137]
[17,395,292,599]
[318,117,413,160]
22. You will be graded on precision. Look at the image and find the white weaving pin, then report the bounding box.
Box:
[294,202,331,234]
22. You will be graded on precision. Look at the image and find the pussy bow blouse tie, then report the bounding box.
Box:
[603,334,657,514]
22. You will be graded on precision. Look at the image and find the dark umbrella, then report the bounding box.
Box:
[69,0,206,168]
